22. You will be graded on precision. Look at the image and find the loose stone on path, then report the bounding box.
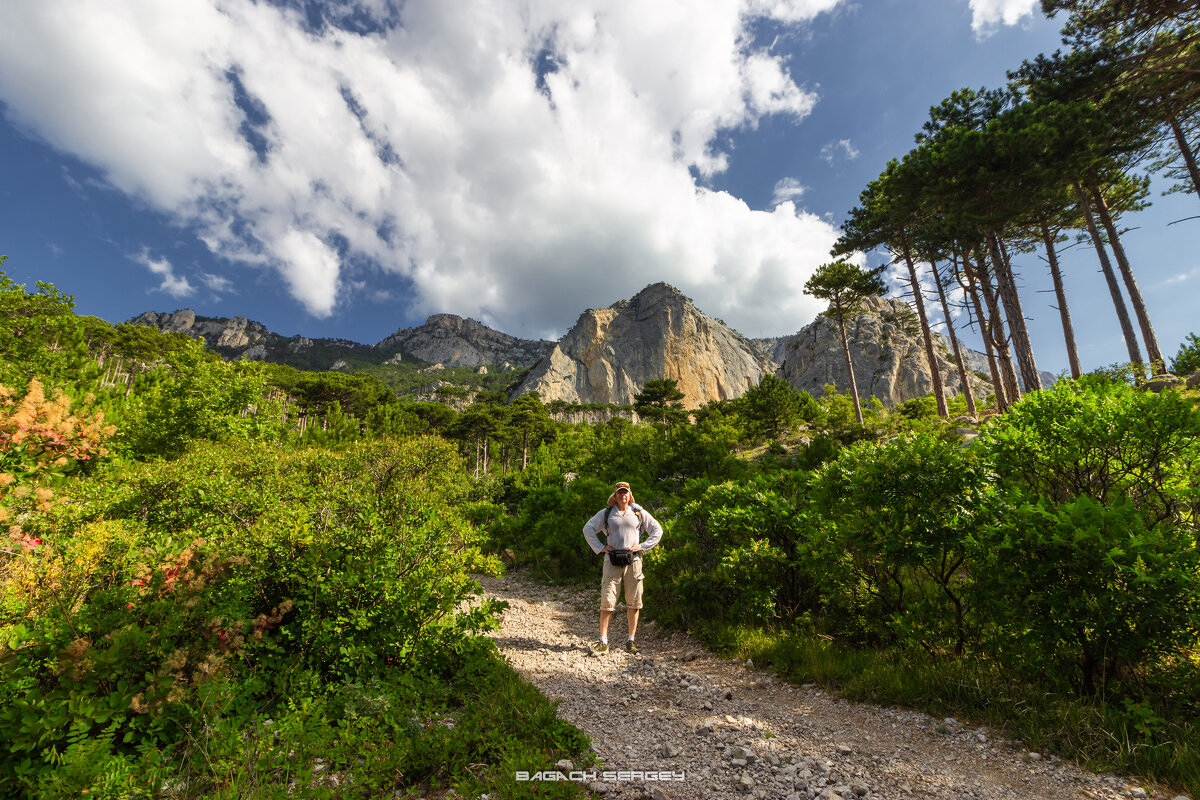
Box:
[475,571,1185,800]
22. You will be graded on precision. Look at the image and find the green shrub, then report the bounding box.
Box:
[973,495,1200,694]
[119,438,500,678]
[811,433,987,652]
[491,475,614,583]
[1,521,268,795]
[579,422,661,491]
[0,437,504,795]
[978,377,1200,526]
[655,472,817,628]
[895,395,938,420]
[659,418,747,486]
[793,433,840,469]
[0,268,104,388]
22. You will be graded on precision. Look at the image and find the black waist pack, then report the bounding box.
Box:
[609,548,635,567]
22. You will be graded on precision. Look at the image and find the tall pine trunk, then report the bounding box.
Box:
[930,260,976,417]
[971,249,1021,405]
[1170,116,1200,200]
[1073,181,1144,373]
[124,362,138,399]
[1039,220,1082,379]
[957,254,1008,411]
[836,311,865,425]
[1088,184,1163,368]
[987,232,1042,391]
[900,231,948,418]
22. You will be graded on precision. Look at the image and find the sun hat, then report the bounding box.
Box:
[607,481,635,506]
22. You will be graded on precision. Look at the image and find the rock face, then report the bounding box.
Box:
[377,314,552,368]
[749,336,790,370]
[515,283,771,409]
[778,296,992,409]
[129,310,270,349]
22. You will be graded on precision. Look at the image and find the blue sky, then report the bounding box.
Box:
[0,0,1195,374]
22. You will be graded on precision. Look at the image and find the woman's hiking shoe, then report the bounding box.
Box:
[625,640,640,654]
[588,640,609,656]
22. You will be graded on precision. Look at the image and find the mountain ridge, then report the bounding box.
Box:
[130,285,1051,406]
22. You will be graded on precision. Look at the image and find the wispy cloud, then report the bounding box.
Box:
[771,177,807,206]
[820,138,859,165]
[133,249,193,298]
[200,272,235,293]
[968,0,1038,38]
[1159,266,1199,287]
[0,0,848,336]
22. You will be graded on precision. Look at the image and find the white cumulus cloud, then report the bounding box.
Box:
[968,0,1038,37]
[0,0,847,337]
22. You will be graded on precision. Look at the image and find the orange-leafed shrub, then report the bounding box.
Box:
[0,378,115,530]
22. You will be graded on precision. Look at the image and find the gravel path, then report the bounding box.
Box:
[477,571,1191,800]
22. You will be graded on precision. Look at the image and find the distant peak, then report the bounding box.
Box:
[421,313,500,334]
[616,282,690,309]
[425,313,465,325]
[635,282,684,297]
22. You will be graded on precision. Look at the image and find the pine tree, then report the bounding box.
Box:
[634,378,686,426]
[803,261,887,426]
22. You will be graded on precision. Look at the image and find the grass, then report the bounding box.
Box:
[685,620,1200,798]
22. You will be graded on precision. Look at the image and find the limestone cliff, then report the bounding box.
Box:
[514,283,771,409]
[748,336,789,371]
[777,296,992,409]
[129,310,270,349]
[377,314,553,368]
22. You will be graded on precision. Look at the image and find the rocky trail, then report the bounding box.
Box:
[476,571,1191,800]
